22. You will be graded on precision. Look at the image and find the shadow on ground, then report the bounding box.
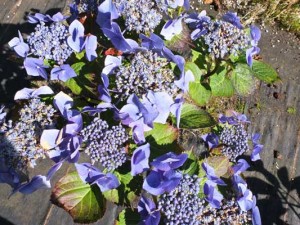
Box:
[0,8,62,105]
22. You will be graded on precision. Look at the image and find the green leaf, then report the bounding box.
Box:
[65,73,98,98]
[103,170,141,206]
[181,150,199,176]
[188,82,211,106]
[51,171,105,223]
[116,209,141,225]
[145,123,178,145]
[185,62,202,80]
[231,63,255,96]
[71,62,85,74]
[191,49,207,70]
[206,156,230,177]
[210,70,234,97]
[145,123,181,158]
[252,60,280,84]
[179,103,216,129]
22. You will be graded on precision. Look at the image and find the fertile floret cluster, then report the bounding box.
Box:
[115,50,176,98]
[73,0,99,14]
[220,123,249,161]
[204,20,250,58]
[0,98,56,170]
[114,0,162,33]
[28,22,73,63]
[81,117,128,171]
[158,174,204,225]
[197,198,252,224]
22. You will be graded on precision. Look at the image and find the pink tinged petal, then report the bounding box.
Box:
[85,35,98,61]
[23,57,48,79]
[18,175,51,194]
[50,64,77,82]
[131,143,150,176]
[40,129,60,150]
[53,91,74,118]
[14,88,34,100]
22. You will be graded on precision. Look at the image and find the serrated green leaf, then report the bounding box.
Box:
[207,156,230,177]
[103,188,119,203]
[252,60,280,84]
[185,62,202,80]
[231,63,255,96]
[75,51,86,60]
[179,103,216,129]
[188,82,211,106]
[51,171,105,223]
[210,70,234,97]
[116,209,141,225]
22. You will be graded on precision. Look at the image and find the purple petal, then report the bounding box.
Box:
[50,64,77,82]
[67,20,85,52]
[142,170,182,196]
[250,25,261,43]
[232,159,250,175]
[102,22,132,52]
[174,70,195,93]
[8,32,29,58]
[85,35,98,61]
[161,17,183,41]
[102,55,122,75]
[204,181,223,208]
[222,12,243,29]
[23,57,48,79]
[41,129,60,150]
[151,153,188,172]
[94,172,120,192]
[202,162,226,186]
[201,133,219,149]
[246,46,260,68]
[132,121,146,145]
[53,92,74,119]
[170,94,184,128]
[46,161,63,180]
[131,143,150,176]
[142,91,173,124]
[251,144,263,161]
[138,195,161,225]
[96,0,119,29]
[14,88,34,100]
[17,175,51,194]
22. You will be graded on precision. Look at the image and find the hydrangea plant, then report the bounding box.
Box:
[2,0,280,224]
